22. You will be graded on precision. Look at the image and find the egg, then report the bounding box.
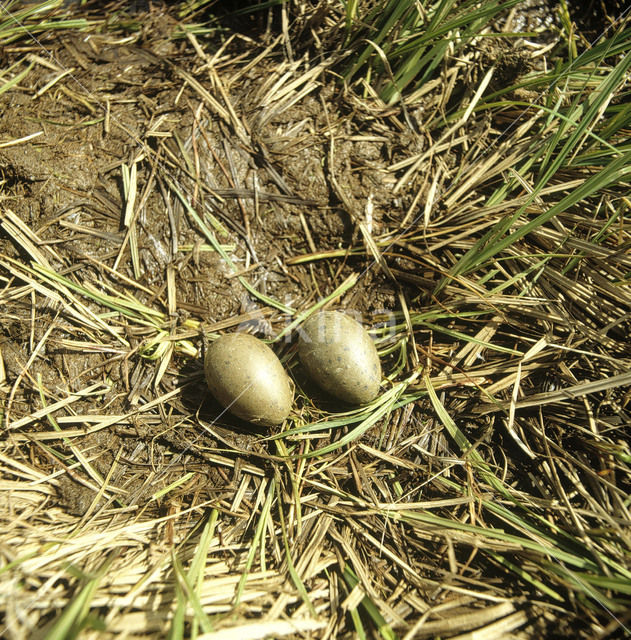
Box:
[204,333,293,426]
[298,311,381,405]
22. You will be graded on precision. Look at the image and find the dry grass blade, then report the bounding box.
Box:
[478,370,631,413]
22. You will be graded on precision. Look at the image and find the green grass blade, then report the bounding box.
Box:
[45,554,112,640]
[441,150,631,288]
[275,478,317,616]
[343,565,398,640]
[233,478,275,607]
[171,550,214,635]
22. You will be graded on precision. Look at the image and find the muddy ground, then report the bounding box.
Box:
[0,4,429,517]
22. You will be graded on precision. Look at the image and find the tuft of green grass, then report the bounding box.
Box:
[343,0,524,103]
[441,21,631,291]
[0,0,93,45]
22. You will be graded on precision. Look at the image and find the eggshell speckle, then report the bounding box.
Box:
[204,333,293,426]
[298,311,381,405]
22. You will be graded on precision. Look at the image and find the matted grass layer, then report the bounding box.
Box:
[0,1,630,638]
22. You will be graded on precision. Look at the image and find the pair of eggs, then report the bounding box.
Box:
[204,311,382,425]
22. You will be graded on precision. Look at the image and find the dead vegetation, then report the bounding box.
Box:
[0,1,630,638]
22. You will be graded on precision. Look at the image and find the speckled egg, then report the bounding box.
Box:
[204,333,293,426]
[298,311,381,405]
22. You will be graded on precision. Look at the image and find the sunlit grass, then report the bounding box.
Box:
[1,1,629,638]
[0,0,93,44]
[343,0,524,103]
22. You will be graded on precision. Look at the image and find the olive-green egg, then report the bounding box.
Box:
[204,333,293,426]
[298,311,381,405]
